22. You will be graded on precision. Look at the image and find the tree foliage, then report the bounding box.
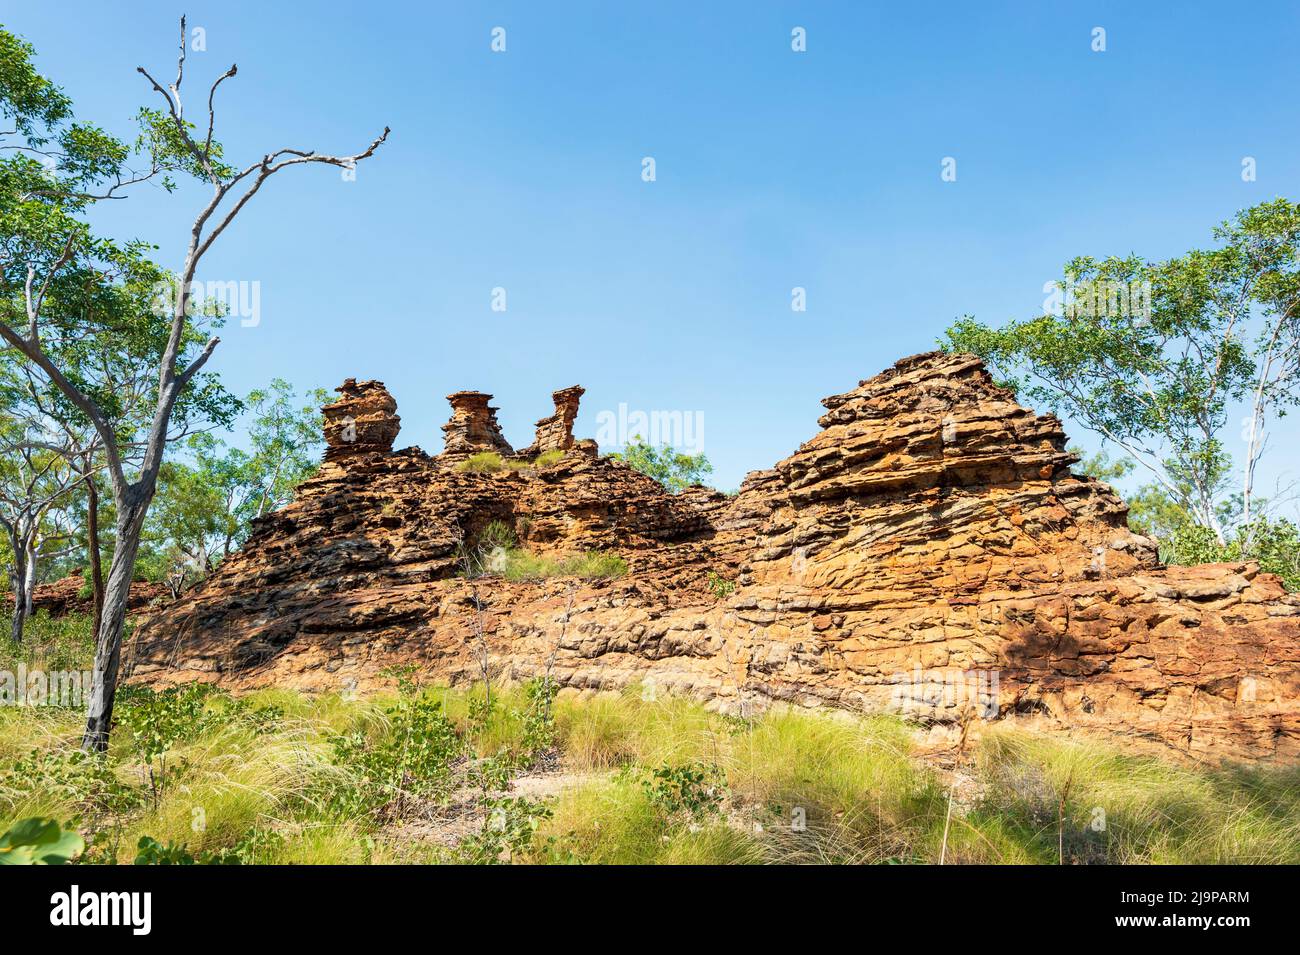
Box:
[609,436,712,493]
[944,200,1300,552]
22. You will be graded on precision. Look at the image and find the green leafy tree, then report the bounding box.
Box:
[609,435,712,493]
[0,20,387,749]
[944,200,1300,550]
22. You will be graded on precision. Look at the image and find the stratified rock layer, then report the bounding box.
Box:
[126,352,1300,762]
[323,379,400,460]
[8,573,165,617]
[439,391,513,461]
[518,386,584,458]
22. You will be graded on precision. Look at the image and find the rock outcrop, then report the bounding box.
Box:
[8,573,166,618]
[518,386,584,458]
[323,378,400,460]
[439,391,513,462]
[125,352,1300,762]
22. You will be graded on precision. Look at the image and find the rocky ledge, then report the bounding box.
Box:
[125,352,1300,762]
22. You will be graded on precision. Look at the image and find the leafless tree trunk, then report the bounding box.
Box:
[0,17,387,750]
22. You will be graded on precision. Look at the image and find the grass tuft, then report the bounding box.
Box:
[2,617,1294,866]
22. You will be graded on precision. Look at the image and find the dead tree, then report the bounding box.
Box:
[0,18,388,748]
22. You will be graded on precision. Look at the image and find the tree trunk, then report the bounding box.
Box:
[9,540,29,644]
[86,475,105,640]
[82,492,149,752]
[23,539,36,618]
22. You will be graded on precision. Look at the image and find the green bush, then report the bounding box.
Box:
[1,747,140,822]
[326,694,462,819]
[133,834,241,865]
[456,796,553,864]
[608,437,712,493]
[1160,518,1300,592]
[533,450,565,468]
[115,684,222,807]
[502,550,627,582]
[639,762,725,821]
[457,452,505,474]
[706,572,735,599]
[0,611,95,673]
[477,520,517,552]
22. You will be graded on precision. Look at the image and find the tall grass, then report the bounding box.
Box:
[2,645,1294,864]
[968,729,1300,864]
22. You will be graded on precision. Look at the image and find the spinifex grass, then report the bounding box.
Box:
[3,619,1295,865]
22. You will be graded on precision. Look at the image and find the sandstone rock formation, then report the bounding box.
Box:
[439,391,513,462]
[8,573,165,618]
[125,352,1300,762]
[518,386,584,458]
[323,378,400,460]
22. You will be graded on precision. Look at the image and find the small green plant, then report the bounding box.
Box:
[639,762,725,821]
[133,835,241,865]
[229,826,287,864]
[478,520,518,552]
[706,572,736,599]
[533,449,565,468]
[518,676,559,761]
[379,663,424,698]
[0,818,84,865]
[115,684,220,808]
[457,452,505,474]
[1,747,141,820]
[326,694,462,819]
[456,796,553,864]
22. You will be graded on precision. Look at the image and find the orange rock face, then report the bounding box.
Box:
[125,352,1300,762]
[9,573,166,617]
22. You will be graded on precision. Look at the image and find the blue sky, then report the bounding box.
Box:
[5,1,1299,507]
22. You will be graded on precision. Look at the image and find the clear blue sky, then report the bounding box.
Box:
[5,1,1299,507]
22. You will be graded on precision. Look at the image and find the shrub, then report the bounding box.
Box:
[533,449,565,468]
[457,452,505,474]
[608,437,712,493]
[325,694,462,819]
[639,762,725,820]
[1160,518,1300,592]
[133,835,241,865]
[706,572,735,599]
[477,520,517,552]
[115,684,223,807]
[500,549,627,582]
[1,747,140,822]
[456,796,553,864]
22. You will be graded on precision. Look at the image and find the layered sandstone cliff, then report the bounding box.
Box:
[125,352,1300,762]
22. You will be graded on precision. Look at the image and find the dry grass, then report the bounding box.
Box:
[2,666,1295,864]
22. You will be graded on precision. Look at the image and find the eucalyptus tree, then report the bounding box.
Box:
[0,20,388,749]
[944,200,1300,550]
[0,410,81,641]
